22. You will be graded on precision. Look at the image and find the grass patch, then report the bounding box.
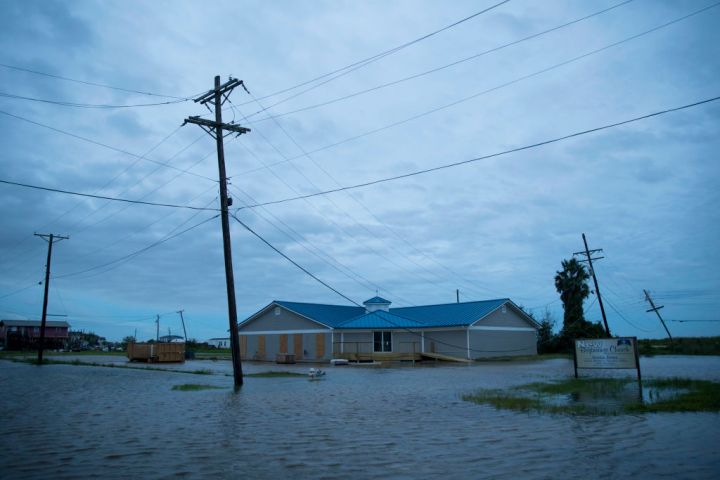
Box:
[244,371,305,378]
[638,337,720,356]
[172,384,224,391]
[630,378,720,413]
[463,377,720,415]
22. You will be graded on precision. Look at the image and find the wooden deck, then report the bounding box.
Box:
[333,351,422,362]
[420,352,473,363]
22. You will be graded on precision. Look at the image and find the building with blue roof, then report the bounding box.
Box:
[237,296,539,363]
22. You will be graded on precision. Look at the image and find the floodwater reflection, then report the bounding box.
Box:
[1,356,719,479]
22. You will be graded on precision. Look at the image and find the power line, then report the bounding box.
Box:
[54,213,219,280]
[668,319,720,323]
[231,214,358,305]
[231,98,474,299]
[1,126,186,274]
[603,295,655,333]
[0,178,220,212]
[0,62,193,100]
[238,2,720,176]
[236,95,720,210]
[236,1,510,109]
[245,0,634,123]
[0,91,188,108]
[0,109,217,182]
[69,189,219,266]
[0,282,41,300]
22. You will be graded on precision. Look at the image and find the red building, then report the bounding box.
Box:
[0,320,70,350]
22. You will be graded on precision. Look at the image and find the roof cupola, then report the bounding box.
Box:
[363,296,391,313]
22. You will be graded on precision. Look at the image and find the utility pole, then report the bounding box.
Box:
[34,233,68,364]
[573,233,611,337]
[184,76,250,387]
[155,315,160,343]
[177,310,187,342]
[644,289,673,344]
[456,289,460,303]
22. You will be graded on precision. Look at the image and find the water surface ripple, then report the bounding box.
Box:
[1,356,718,479]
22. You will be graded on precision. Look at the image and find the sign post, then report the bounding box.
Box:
[574,337,642,393]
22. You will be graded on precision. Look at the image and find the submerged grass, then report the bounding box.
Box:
[463,377,720,416]
[172,384,224,391]
[1,358,306,380]
[1,357,216,376]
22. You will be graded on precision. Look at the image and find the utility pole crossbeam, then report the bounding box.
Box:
[573,233,611,337]
[644,289,673,344]
[183,76,250,387]
[34,233,69,364]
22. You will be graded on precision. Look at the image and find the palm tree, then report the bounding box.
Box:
[554,258,590,331]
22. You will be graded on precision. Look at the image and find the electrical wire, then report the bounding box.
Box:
[668,319,720,323]
[245,0,634,123]
[236,95,720,210]
[0,91,188,108]
[0,178,220,212]
[0,126,187,275]
[54,213,220,279]
[235,0,511,109]
[0,109,217,182]
[230,100,476,298]
[0,282,41,300]
[0,63,193,100]
[238,2,720,176]
[231,213,358,305]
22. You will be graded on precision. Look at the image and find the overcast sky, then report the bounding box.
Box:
[1,0,718,342]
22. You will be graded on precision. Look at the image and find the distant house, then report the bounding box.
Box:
[237,297,539,363]
[0,319,71,350]
[207,338,230,349]
[157,335,185,343]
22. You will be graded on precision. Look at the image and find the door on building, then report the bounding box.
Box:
[240,336,247,358]
[293,334,303,360]
[279,334,288,353]
[373,331,392,352]
[315,333,325,358]
[257,335,266,359]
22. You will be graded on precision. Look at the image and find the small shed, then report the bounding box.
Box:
[127,342,185,363]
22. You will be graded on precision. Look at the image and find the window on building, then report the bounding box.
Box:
[274,307,281,316]
[373,331,392,352]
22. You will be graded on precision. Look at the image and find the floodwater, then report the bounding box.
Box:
[1,356,719,479]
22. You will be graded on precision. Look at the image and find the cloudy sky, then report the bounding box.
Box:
[1,0,718,342]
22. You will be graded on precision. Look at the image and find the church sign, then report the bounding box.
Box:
[573,337,641,380]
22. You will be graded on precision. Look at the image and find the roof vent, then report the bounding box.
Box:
[363,296,391,313]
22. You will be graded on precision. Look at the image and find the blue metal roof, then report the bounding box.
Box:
[392,299,510,327]
[363,296,392,305]
[264,299,515,329]
[273,301,363,328]
[336,310,425,330]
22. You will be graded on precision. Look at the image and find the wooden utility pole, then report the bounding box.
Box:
[155,315,160,342]
[177,310,187,342]
[644,289,673,344]
[573,233,611,337]
[34,233,69,364]
[184,76,250,387]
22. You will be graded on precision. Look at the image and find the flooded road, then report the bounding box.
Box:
[1,356,719,479]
